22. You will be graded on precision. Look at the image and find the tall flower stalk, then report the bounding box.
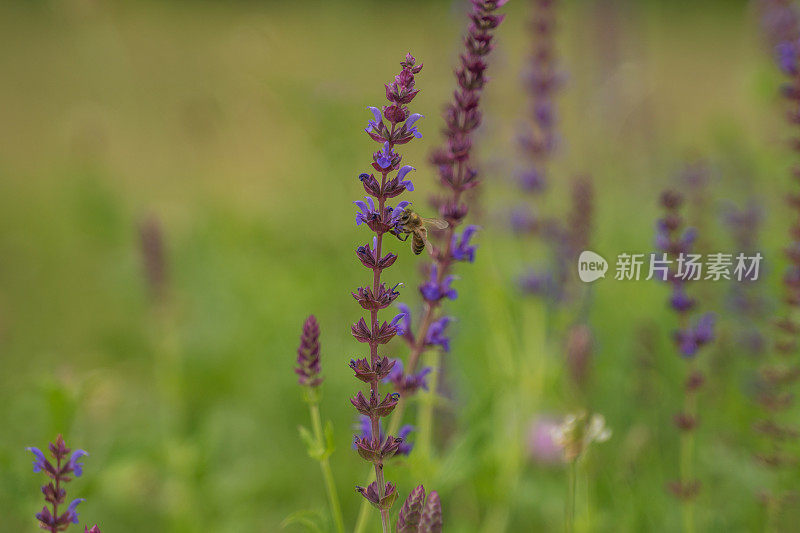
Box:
[656,191,715,533]
[514,0,566,299]
[26,435,99,532]
[755,35,800,527]
[723,202,768,358]
[349,53,424,533]
[354,6,505,530]
[552,412,611,533]
[387,0,507,450]
[294,315,345,533]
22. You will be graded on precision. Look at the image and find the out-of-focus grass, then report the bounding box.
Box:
[0,0,795,531]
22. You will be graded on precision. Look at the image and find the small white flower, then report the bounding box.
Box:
[551,411,612,462]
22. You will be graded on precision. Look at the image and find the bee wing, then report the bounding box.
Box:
[422,218,449,230]
[421,228,434,255]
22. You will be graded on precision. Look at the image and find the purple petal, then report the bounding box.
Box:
[406,113,423,128]
[397,166,415,181]
[26,447,47,472]
[368,106,383,123]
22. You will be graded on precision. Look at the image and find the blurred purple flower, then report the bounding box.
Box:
[451,225,479,262]
[777,39,800,75]
[527,416,563,465]
[517,168,547,193]
[670,285,696,313]
[384,358,432,396]
[426,316,453,352]
[419,265,458,302]
[675,313,716,358]
[519,270,554,296]
[295,315,323,387]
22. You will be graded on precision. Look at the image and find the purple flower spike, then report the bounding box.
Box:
[514,0,583,307]
[351,54,424,522]
[751,5,800,512]
[27,435,93,532]
[656,185,715,500]
[382,1,506,426]
[295,315,323,388]
[656,188,713,358]
[397,485,443,533]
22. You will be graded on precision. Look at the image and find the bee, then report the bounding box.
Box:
[393,207,449,255]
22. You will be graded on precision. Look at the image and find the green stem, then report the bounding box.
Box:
[764,495,776,533]
[566,459,577,533]
[680,366,697,533]
[309,402,345,533]
[416,352,440,458]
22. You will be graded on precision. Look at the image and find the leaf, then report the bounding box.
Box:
[298,425,324,461]
[298,425,315,450]
[281,509,326,532]
[321,420,336,460]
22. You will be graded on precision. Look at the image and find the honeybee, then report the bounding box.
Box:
[393,207,449,255]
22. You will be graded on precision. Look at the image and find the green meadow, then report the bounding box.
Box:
[0,1,796,531]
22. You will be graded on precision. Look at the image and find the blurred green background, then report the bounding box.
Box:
[1,0,796,531]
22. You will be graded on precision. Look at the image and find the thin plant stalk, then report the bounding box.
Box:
[552,414,610,533]
[308,399,345,533]
[656,190,713,527]
[680,364,697,533]
[754,21,800,525]
[566,460,577,533]
[295,315,345,533]
[416,352,441,456]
